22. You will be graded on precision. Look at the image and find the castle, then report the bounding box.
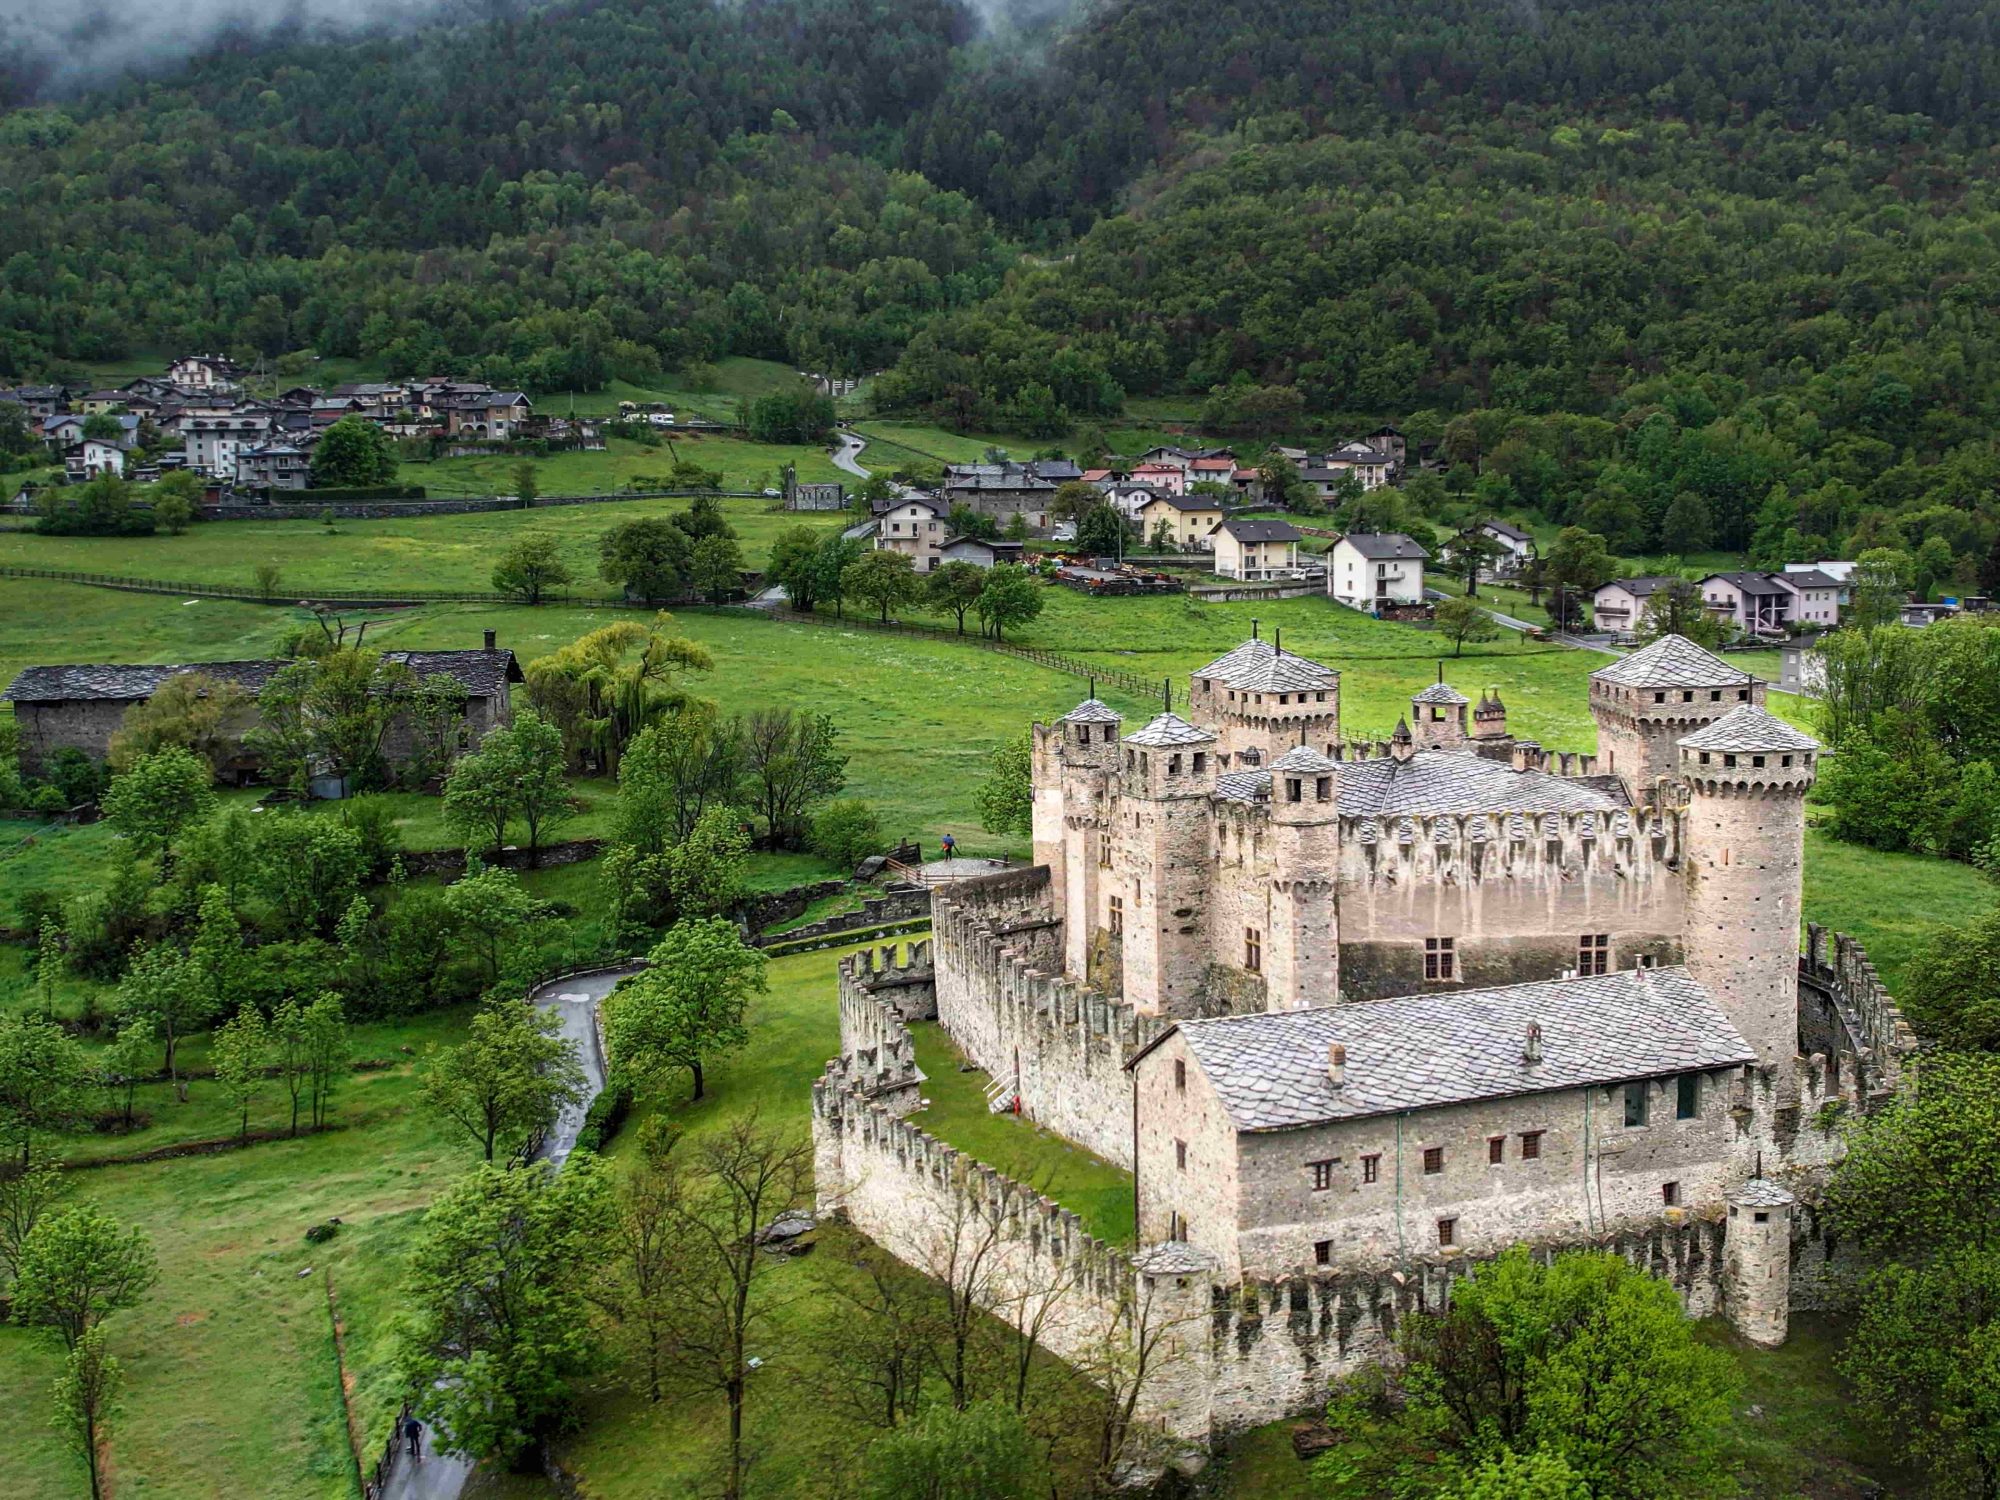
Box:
[813,634,1917,1451]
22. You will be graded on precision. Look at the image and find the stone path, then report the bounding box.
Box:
[377,963,639,1500]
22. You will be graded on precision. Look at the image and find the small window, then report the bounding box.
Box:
[1682,690,1694,702]
[1193,752,1207,775]
[1724,754,1738,768]
[1739,688,1750,700]
[1310,1159,1337,1191]
[1424,936,1456,981]
[1710,689,1722,702]
[1317,775,1332,800]
[1314,1239,1332,1266]
[1244,928,1262,973]
[1752,755,1766,769]
[1578,933,1610,977]
[1286,777,1302,802]
[1653,691,1666,704]
[1753,1210,1769,1224]
[1662,1181,1680,1207]
[1437,1218,1457,1247]
[1781,754,1792,768]
[1625,1082,1649,1128]
[1677,1073,1700,1119]
[1168,753,1182,775]
[1175,1139,1187,1171]
[1108,894,1124,935]
[1487,1136,1504,1164]
[1423,1146,1444,1175]
[1361,1154,1380,1184]
[1173,1058,1185,1094]
[1520,1130,1543,1161]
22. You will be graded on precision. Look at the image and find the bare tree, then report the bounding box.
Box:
[995,1242,1084,1416]
[814,1235,940,1430]
[905,1172,1015,1411]
[1079,1274,1202,1488]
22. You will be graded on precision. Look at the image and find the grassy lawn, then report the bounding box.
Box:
[400,431,848,500]
[905,1019,1135,1243]
[1802,821,1994,993]
[0,492,844,597]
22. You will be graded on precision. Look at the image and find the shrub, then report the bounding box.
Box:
[572,1077,633,1154]
[304,1220,341,1244]
[810,799,883,869]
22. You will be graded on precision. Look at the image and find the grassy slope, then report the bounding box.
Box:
[400,431,848,501]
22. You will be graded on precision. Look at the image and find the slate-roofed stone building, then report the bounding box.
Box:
[2,635,521,778]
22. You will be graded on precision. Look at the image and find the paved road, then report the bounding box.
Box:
[831,431,871,479]
[378,964,638,1500]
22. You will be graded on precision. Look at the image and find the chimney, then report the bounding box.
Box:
[1522,1021,1543,1065]
[1273,625,1282,655]
[483,628,497,652]
[1327,1043,1347,1089]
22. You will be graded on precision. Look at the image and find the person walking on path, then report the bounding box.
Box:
[939,832,956,860]
[404,1415,424,1465]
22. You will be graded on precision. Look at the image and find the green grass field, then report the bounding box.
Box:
[401,431,849,500]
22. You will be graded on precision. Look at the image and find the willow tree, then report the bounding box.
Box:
[523,614,713,772]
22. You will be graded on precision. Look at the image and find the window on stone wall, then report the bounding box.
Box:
[1437,1218,1457,1247]
[1677,1073,1700,1119]
[1625,1082,1649,1127]
[1520,1130,1543,1160]
[1245,928,1262,972]
[1315,1239,1332,1266]
[1174,1058,1185,1094]
[1423,1146,1444,1174]
[1487,1136,1504,1165]
[1578,933,1610,976]
[1176,1140,1187,1171]
[1310,1159,1337,1191]
[1662,1181,1680,1207]
[1361,1154,1379,1184]
[1108,895,1123,934]
[1194,752,1207,775]
[1424,936,1456,981]
[1098,835,1111,868]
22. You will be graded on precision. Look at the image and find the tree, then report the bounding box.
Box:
[523,615,712,772]
[845,549,922,622]
[1447,529,1507,597]
[689,532,745,603]
[97,1021,151,1130]
[310,416,397,488]
[511,460,539,505]
[398,1157,616,1463]
[492,533,573,604]
[150,470,198,534]
[1435,595,1500,656]
[1542,526,1616,631]
[101,747,215,861]
[863,1402,1043,1500]
[665,803,753,920]
[446,711,574,864]
[811,798,882,868]
[812,533,866,618]
[423,997,585,1161]
[973,732,1032,837]
[254,811,367,937]
[615,703,744,849]
[253,562,283,601]
[443,730,517,856]
[107,672,250,775]
[271,998,312,1136]
[303,992,349,1133]
[442,863,540,988]
[0,1015,91,1166]
[51,1325,123,1500]
[1659,490,1714,551]
[607,917,767,1101]
[600,515,694,603]
[1074,501,1127,556]
[925,559,987,634]
[211,1003,269,1140]
[0,1158,70,1289]
[741,707,846,849]
[115,944,213,1104]
[974,563,1044,640]
[1635,577,1728,648]
[250,650,414,793]
[13,1204,158,1350]
[765,524,825,610]
[746,382,835,443]
[1851,546,1916,630]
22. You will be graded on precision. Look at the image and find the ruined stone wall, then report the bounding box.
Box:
[1331,806,1686,999]
[933,869,1163,1168]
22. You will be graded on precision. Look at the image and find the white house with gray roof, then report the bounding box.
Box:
[1329,532,1427,608]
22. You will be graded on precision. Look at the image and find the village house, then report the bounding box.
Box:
[1699,570,1842,636]
[1210,517,1304,580]
[1135,491,1227,551]
[2,632,523,780]
[183,412,274,478]
[1329,532,1427,609]
[1590,576,1682,635]
[0,385,71,420]
[166,354,246,391]
[234,441,312,491]
[1323,441,1393,490]
[940,460,1065,530]
[874,495,949,570]
[63,439,125,482]
[1476,519,1534,576]
[1104,481,1162,522]
[1784,561,1854,607]
[443,391,532,441]
[1129,462,1188,496]
[1365,423,1406,468]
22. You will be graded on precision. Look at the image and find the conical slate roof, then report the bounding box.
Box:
[1411,681,1469,706]
[1390,717,1413,743]
[1590,633,1752,689]
[1678,702,1819,753]
[1194,638,1340,693]
[1124,711,1216,748]
[1059,698,1122,724]
[1271,743,1338,773]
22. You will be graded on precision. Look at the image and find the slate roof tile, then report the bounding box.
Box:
[1677,702,1819,753]
[1590,634,1753,689]
[1124,711,1216,747]
[1194,639,1340,693]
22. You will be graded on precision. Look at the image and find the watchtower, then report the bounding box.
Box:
[1724,1178,1795,1345]
[1119,712,1217,1016]
[1265,743,1340,1010]
[1590,634,1762,801]
[1472,688,1508,742]
[1187,637,1341,767]
[1036,697,1123,978]
[1409,678,1469,750]
[1678,703,1818,1102]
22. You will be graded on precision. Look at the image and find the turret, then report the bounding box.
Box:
[1120,712,1217,1016]
[1724,1179,1795,1346]
[1042,698,1123,980]
[1590,634,1762,801]
[1188,637,1341,765]
[1409,679,1469,750]
[1265,743,1340,1010]
[1678,704,1818,1103]
[1389,718,1415,762]
[1473,688,1508,741]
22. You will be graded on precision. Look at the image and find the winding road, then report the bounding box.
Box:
[379,963,639,1500]
[831,430,871,479]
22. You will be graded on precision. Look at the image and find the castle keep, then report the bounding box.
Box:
[814,634,1917,1451]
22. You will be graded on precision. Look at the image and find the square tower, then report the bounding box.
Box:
[1187,638,1341,767]
[1590,634,1763,800]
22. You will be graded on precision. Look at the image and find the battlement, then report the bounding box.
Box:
[1799,924,1919,1102]
[829,952,927,1112]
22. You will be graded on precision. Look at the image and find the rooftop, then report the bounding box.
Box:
[1332,749,1629,817]
[1410,682,1469,706]
[1059,698,1123,725]
[4,647,521,705]
[1124,711,1215,748]
[1195,639,1340,694]
[1601,575,1681,599]
[1678,702,1819,754]
[1341,532,1429,561]
[1143,967,1754,1131]
[1270,743,1338,774]
[1215,518,1302,543]
[1590,633,1753,690]
[1704,570,1794,596]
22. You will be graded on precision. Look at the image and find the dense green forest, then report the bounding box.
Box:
[3,0,1999,557]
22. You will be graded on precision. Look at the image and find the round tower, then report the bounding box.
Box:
[1120,712,1218,1016]
[1265,743,1340,1011]
[1409,679,1469,750]
[1590,634,1763,800]
[1723,1178,1795,1346]
[1678,703,1818,1103]
[1044,698,1123,980]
